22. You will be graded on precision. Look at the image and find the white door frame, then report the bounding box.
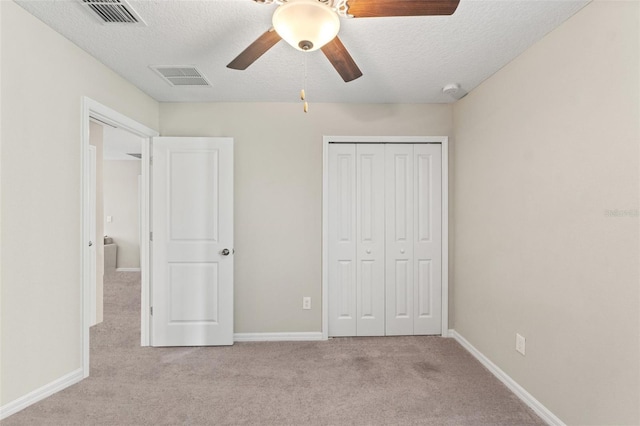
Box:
[322,136,449,340]
[88,144,97,326]
[81,97,158,378]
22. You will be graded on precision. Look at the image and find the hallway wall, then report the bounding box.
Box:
[0,1,159,407]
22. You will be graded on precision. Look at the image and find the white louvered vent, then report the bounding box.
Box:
[80,0,146,25]
[150,66,212,87]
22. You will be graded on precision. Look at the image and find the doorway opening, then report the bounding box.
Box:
[81,97,158,378]
[89,121,145,322]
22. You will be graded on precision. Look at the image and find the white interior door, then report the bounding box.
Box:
[413,144,442,334]
[151,137,234,347]
[385,144,415,336]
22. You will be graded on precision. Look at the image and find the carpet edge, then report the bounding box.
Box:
[0,368,83,420]
[448,329,565,426]
[233,332,324,342]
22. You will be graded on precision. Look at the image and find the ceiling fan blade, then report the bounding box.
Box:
[227,29,282,70]
[321,37,363,83]
[347,0,460,18]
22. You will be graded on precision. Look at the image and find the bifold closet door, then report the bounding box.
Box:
[329,142,442,337]
[384,144,415,335]
[385,144,442,335]
[355,144,385,336]
[328,144,385,337]
[413,144,442,335]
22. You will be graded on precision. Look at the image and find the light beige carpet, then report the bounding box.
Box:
[4,271,544,425]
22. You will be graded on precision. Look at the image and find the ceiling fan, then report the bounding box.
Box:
[227,0,460,83]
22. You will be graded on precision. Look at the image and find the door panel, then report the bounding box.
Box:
[394,260,410,316]
[355,144,385,336]
[416,260,432,317]
[328,144,357,336]
[385,144,414,336]
[168,262,219,322]
[360,261,374,317]
[169,151,219,241]
[152,137,233,346]
[413,144,442,334]
[337,261,354,318]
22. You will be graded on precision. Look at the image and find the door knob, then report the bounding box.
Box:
[400,249,405,254]
[366,249,371,254]
[221,248,231,256]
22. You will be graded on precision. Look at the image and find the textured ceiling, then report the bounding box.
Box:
[102,124,143,160]
[16,0,589,103]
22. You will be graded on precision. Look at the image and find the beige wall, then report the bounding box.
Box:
[89,122,104,324]
[160,103,453,333]
[0,1,158,406]
[452,1,639,424]
[104,160,141,269]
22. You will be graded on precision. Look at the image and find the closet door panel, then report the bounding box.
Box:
[413,144,442,334]
[329,142,444,338]
[385,144,414,336]
[328,144,357,336]
[356,144,385,336]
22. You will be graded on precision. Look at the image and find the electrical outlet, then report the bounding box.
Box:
[516,333,526,356]
[302,297,311,310]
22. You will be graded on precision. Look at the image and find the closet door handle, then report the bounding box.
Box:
[366,249,371,254]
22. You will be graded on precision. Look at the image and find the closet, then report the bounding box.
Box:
[328,142,442,337]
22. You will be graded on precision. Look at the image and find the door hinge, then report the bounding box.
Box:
[150,156,153,166]
[150,306,153,316]
[150,231,153,241]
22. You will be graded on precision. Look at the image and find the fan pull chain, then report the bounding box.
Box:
[301,54,309,113]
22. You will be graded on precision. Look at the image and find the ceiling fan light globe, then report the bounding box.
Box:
[272,0,340,52]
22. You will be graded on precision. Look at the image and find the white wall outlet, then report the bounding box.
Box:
[106,215,113,223]
[302,297,311,310]
[516,333,526,356]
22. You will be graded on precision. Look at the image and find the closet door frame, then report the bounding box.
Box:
[322,136,449,340]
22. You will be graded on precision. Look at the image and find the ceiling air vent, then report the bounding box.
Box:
[80,0,146,25]
[150,66,212,87]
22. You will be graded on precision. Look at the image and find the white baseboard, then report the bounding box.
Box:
[116,267,141,272]
[234,332,324,342]
[448,329,565,426]
[0,368,83,420]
